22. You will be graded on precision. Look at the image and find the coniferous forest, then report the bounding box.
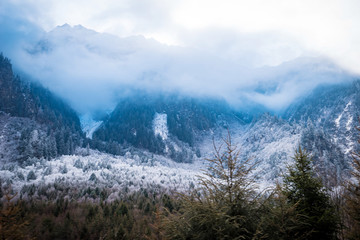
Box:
[1,1,360,238]
[1,128,360,239]
[1,52,360,239]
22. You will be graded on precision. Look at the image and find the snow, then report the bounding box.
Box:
[346,116,353,132]
[345,101,352,111]
[195,119,301,189]
[0,150,204,196]
[80,114,103,139]
[344,135,354,154]
[153,113,168,140]
[1,94,356,199]
[335,114,342,128]
[335,101,352,129]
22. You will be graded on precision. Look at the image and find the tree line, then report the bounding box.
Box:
[1,127,360,239]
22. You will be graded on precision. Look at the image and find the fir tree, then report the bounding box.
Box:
[345,120,360,239]
[162,133,260,239]
[283,147,339,240]
[254,184,304,240]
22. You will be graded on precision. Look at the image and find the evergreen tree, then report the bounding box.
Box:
[162,133,260,239]
[0,192,30,239]
[345,121,360,239]
[283,147,339,240]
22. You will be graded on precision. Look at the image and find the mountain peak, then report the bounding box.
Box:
[58,23,71,28]
[52,23,96,35]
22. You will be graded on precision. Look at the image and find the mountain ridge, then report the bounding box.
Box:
[0,54,84,162]
[0,51,358,187]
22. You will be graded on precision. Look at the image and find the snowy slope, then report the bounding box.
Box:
[197,115,301,186]
[80,114,103,139]
[0,149,206,200]
[153,113,168,140]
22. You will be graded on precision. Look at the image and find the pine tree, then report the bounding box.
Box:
[162,133,260,239]
[283,147,339,240]
[254,184,305,240]
[345,121,360,239]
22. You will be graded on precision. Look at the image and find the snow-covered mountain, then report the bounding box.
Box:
[0,23,359,195]
[0,54,84,163]
[7,24,354,116]
[90,93,249,162]
[77,80,358,188]
[237,80,359,186]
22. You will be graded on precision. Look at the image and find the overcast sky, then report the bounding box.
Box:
[0,0,358,114]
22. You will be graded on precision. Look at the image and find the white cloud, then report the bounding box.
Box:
[0,0,358,114]
[3,0,359,73]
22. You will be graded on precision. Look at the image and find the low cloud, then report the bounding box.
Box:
[0,12,355,115]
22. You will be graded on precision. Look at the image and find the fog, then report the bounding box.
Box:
[0,1,357,115]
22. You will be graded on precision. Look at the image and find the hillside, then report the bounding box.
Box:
[0,54,84,163]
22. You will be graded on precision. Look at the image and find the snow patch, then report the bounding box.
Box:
[153,113,168,140]
[335,114,342,128]
[345,101,352,111]
[335,101,352,129]
[80,114,102,139]
[344,135,355,154]
[346,116,353,131]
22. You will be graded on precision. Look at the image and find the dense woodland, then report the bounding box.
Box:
[91,94,244,162]
[1,54,360,239]
[0,54,84,162]
[1,128,360,239]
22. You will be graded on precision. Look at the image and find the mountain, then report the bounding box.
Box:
[284,81,360,154]
[0,50,359,189]
[91,93,251,162]
[11,24,354,119]
[0,54,84,163]
[82,77,359,186]
[285,81,360,184]
[230,80,360,186]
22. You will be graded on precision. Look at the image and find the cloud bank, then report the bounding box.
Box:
[0,1,357,115]
[3,0,360,72]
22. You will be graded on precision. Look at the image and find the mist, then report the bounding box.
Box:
[0,6,356,116]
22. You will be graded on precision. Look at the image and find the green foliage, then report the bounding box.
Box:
[282,147,339,240]
[0,145,345,240]
[162,133,261,240]
[161,141,341,240]
[255,184,306,240]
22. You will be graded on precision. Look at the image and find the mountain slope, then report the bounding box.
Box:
[0,54,84,162]
[284,80,360,153]
[88,79,359,185]
[230,81,360,186]
[92,93,250,162]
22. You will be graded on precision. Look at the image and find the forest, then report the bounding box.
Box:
[0,46,359,240]
[1,0,360,238]
[1,127,360,240]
